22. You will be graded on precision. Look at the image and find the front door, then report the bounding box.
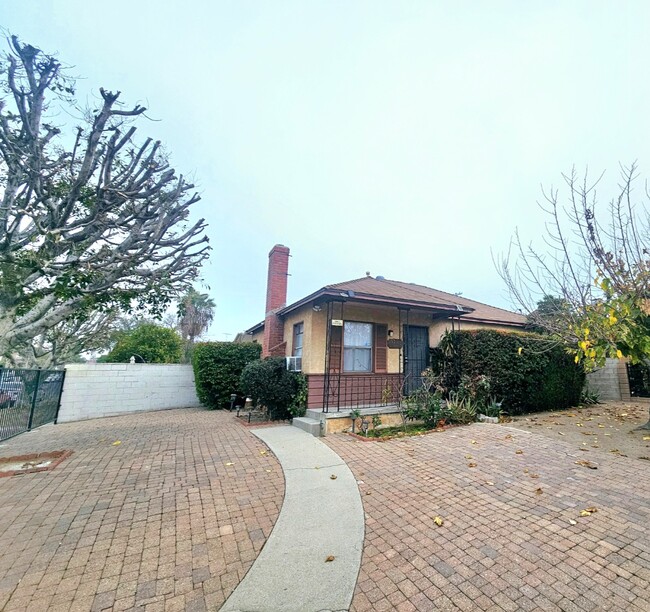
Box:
[403,325,429,394]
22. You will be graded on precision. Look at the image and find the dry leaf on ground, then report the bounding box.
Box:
[575,460,597,469]
[434,516,444,526]
[330,474,337,480]
[112,441,121,446]
[535,488,543,495]
[325,555,335,562]
[468,462,477,468]
[515,450,524,455]
[579,507,598,516]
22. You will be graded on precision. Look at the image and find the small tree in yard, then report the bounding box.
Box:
[497,164,650,429]
[105,323,182,363]
[0,37,209,364]
[240,357,307,420]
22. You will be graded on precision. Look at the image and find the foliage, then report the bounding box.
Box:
[402,387,445,428]
[0,37,209,364]
[105,323,182,364]
[240,357,307,420]
[178,290,216,343]
[482,397,503,418]
[579,388,601,406]
[497,164,650,371]
[192,342,261,409]
[445,392,478,424]
[434,330,585,415]
[371,413,382,429]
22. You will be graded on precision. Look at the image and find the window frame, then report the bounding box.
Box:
[343,321,373,373]
[292,321,304,358]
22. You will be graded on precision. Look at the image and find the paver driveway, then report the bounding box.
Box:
[325,423,650,612]
[0,409,284,612]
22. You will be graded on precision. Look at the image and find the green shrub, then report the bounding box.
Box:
[240,357,307,420]
[192,342,261,409]
[106,323,183,364]
[434,330,585,415]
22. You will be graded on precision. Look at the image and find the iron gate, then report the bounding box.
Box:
[0,368,66,442]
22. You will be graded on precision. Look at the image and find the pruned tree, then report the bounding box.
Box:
[496,163,650,429]
[0,37,210,363]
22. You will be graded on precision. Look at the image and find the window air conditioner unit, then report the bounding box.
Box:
[286,356,302,372]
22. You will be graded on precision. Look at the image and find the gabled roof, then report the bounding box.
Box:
[327,277,526,326]
[245,276,525,333]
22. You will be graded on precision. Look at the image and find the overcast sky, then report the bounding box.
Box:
[4,1,650,340]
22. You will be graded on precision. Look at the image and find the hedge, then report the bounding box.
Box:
[432,330,585,415]
[240,357,307,420]
[193,342,262,409]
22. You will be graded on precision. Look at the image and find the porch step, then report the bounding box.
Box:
[292,417,322,437]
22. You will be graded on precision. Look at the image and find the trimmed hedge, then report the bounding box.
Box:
[432,330,585,415]
[240,357,307,420]
[193,342,262,409]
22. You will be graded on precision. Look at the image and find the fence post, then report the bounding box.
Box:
[54,369,67,424]
[27,369,42,431]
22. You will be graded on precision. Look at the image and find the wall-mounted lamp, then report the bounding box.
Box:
[388,329,394,337]
[312,304,322,312]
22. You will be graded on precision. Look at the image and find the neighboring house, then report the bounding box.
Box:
[245,244,526,412]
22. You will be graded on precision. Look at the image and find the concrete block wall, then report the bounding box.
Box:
[585,358,631,401]
[58,363,202,422]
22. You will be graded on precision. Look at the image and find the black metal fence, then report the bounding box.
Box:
[0,368,66,442]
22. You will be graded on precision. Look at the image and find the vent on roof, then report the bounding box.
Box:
[376,275,385,280]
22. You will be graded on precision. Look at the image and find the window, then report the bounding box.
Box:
[293,322,304,358]
[343,322,372,372]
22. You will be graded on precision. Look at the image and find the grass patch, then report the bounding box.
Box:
[362,423,436,439]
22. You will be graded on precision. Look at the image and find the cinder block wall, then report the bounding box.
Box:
[585,358,631,401]
[58,363,202,422]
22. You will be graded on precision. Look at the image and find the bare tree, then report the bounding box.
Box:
[496,163,650,429]
[0,37,209,362]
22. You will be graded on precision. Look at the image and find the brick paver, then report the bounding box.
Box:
[0,409,284,611]
[325,424,650,611]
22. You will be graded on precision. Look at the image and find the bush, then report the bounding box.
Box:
[193,342,262,409]
[106,323,183,364]
[240,357,307,420]
[434,330,585,415]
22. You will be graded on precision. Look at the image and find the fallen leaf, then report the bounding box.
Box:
[530,473,539,478]
[523,468,529,473]
[576,423,583,427]
[569,519,578,525]
[598,424,605,428]
[433,516,444,526]
[558,432,566,436]
[225,462,234,466]
[468,462,477,468]
[471,440,478,445]
[535,488,543,495]
[265,469,271,473]
[575,460,598,469]
[112,441,121,446]
[330,474,337,480]
[325,555,335,562]
[465,454,472,459]
[505,434,513,439]
[580,507,598,516]
[486,481,495,485]
[515,450,524,455]
[609,449,620,454]
[643,436,650,441]
[366,491,372,495]
[260,450,267,455]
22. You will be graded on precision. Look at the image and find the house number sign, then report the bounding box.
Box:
[331,319,343,326]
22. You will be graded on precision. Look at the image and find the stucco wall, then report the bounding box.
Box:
[58,363,202,422]
[428,319,525,346]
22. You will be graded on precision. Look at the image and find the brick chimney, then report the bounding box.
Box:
[262,244,290,357]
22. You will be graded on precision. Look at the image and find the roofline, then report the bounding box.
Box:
[277,288,475,317]
[245,321,264,334]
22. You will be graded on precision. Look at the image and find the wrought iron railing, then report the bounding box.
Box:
[322,373,406,412]
[0,368,66,442]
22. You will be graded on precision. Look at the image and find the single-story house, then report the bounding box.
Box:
[245,244,526,413]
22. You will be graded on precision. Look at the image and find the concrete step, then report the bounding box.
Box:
[292,417,321,437]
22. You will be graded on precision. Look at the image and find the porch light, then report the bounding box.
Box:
[388,329,394,337]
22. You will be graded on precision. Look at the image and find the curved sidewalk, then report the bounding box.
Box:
[221,426,364,612]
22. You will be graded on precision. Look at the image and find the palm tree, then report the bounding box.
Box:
[178,290,216,344]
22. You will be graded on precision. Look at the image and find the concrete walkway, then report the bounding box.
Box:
[221,426,364,612]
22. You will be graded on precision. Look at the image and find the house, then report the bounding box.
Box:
[245,245,526,431]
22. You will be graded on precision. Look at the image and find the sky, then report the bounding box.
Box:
[3,1,650,340]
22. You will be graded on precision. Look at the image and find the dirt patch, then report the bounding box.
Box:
[503,400,650,461]
[0,449,72,477]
